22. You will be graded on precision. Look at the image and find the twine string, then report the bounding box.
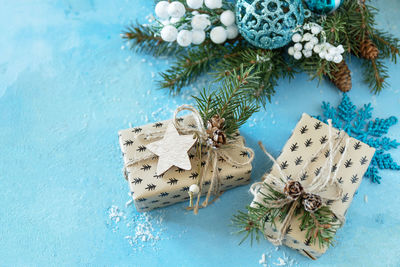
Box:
[252,120,349,245]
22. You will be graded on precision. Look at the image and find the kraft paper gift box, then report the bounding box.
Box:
[251,113,375,260]
[119,115,253,212]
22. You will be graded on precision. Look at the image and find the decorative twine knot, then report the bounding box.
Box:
[173,105,254,214]
[251,119,349,246]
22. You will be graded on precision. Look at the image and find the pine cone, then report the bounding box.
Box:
[206,115,226,148]
[302,193,323,213]
[284,181,304,200]
[330,61,352,92]
[360,38,379,60]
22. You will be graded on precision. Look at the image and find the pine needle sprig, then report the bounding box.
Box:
[158,44,229,92]
[362,57,389,94]
[193,66,260,137]
[370,30,400,63]
[299,206,341,248]
[214,48,294,106]
[232,183,340,247]
[122,24,184,57]
[231,183,287,245]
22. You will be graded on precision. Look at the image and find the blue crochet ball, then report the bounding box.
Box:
[236,0,305,49]
[304,0,343,15]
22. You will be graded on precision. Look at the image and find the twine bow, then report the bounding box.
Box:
[250,120,349,246]
[124,104,254,215]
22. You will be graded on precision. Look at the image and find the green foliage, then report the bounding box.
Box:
[124,0,400,101]
[122,24,184,57]
[158,43,228,92]
[299,206,341,248]
[214,48,296,107]
[231,183,286,245]
[371,30,400,63]
[193,66,260,137]
[232,183,339,248]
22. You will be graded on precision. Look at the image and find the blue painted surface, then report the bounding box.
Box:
[0,1,399,266]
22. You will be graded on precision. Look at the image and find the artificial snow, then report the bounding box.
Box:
[107,203,166,251]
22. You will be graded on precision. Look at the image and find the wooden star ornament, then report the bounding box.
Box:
[147,123,197,175]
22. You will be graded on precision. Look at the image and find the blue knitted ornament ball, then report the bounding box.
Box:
[236,0,305,49]
[304,0,343,15]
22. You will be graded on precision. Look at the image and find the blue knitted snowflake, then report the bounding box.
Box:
[316,94,400,183]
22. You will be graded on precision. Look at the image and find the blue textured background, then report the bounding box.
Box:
[0,1,399,266]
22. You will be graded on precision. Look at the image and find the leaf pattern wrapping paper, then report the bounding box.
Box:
[119,115,253,212]
[251,114,375,259]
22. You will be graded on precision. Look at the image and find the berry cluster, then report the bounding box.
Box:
[288,23,344,63]
[155,0,238,47]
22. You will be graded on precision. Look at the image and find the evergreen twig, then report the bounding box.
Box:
[122,24,184,57]
[193,66,260,137]
[232,183,340,248]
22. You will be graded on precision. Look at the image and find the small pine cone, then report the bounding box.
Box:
[284,181,304,200]
[206,115,226,148]
[330,61,352,92]
[360,38,379,60]
[302,193,323,213]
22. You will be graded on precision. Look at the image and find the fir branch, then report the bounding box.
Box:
[193,66,260,137]
[122,24,184,57]
[214,48,294,106]
[370,30,400,63]
[298,206,341,248]
[231,183,287,245]
[232,183,340,247]
[158,44,227,92]
[362,57,389,94]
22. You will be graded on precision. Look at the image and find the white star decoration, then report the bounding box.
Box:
[147,123,197,175]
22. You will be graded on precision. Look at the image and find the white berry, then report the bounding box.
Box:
[170,17,181,24]
[294,51,302,60]
[226,25,239,39]
[311,25,321,35]
[191,30,206,44]
[294,43,303,51]
[210,26,227,44]
[303,33,312,42]
[220,10,235,26]
[160,25,178,42]
[337,45,345,54]
[177,30,193,47]
[304,41,314,51]
[310,37,319,45]
[205,0,222,9]
[292,33,302,43]
[328,47,337,55]
[288,46,295,56]
[313,44,321,53]
[167,1,186,18]
[155,1,170,19]
[303,49,313,58]
[187,0,203,9]
[333,54,343,63]
[189,184,200,194]
[325,53,333,61]
[191,14,211,30]
[319,51,327,59]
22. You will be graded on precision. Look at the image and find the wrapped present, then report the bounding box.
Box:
[249,113,375,260]
[119,106,254,213]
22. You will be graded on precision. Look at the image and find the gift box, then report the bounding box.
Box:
[119,115,253,212]
[251,113,375,260]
